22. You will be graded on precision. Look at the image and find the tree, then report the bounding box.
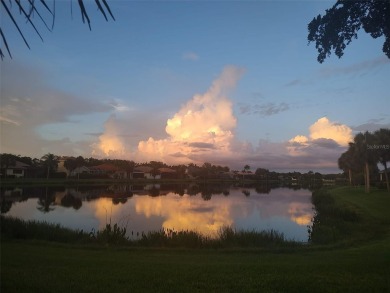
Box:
[0,0,115,60]
[255,168,269,179]
[337,131,383,192]
[338,146,357,185]
[308,0,390,63]
[243,165,250,172]
[374,128,390,192]
[0,153,16,177]
[41,153,59,179]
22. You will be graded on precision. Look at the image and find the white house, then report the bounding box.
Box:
[3,161,30,178]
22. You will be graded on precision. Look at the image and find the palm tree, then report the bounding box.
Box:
[374,128,390,193]
[1,0,115,60]
[338,146,358,186]
[353,132,378,193]
[41,153,59,179]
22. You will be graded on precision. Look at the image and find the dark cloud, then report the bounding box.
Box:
[188,142,216,149]
[284,79,303,87]
[239,102,290,117]
[351,121,390,132]
[311,138,341,149]
[85,132,104,137]
[284,56,389,88]
[169,152,188,158]
[318,56,389,78]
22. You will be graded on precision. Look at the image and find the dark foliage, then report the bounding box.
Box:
[308,0,390,63]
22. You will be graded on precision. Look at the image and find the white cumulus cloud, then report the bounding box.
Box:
[136,65,245,164]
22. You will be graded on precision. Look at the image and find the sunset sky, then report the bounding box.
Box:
[1,1,389,173]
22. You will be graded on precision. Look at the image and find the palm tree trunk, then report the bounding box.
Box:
[365,162,370,193]
[348,169,352,186]
[384,162,390,193]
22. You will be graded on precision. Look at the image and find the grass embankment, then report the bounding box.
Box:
[1,187,390,292]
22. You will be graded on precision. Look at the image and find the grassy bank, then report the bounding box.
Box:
[1,187,390,292]
[0,216,297,249]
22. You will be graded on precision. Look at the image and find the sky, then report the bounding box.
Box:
[1,1,389,173]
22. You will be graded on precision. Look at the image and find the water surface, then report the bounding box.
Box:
[2,184,314,241]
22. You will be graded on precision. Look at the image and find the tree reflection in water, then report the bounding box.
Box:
[3,183,316,242]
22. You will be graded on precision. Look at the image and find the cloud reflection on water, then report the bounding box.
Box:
[51,187,314,240]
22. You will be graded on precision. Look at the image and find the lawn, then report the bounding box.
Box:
[1,187,390,292]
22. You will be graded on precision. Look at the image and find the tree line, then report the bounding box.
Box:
[338,129,390,193]
[2,152,344,183]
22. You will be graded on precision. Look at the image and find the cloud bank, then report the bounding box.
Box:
[1,61,370,173]
[92,65,357,172]
[0,61,112,157]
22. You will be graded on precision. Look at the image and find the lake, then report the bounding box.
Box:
[1,184,314,242]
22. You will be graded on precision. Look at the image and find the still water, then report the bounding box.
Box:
[1,184,314,242]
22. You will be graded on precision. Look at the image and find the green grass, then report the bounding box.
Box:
[1,186,390,292]
[1,217,295,249]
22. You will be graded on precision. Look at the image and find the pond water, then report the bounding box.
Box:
[1,184,314,242]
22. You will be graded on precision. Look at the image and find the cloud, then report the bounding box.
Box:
[284,79,305,87]
[134,65,245,164]
[318,56,390,78]
[311,138,340,149]
[0,60,112,157]
[2,60,359,173]
[188,142,216,149]
[182,52,199,61]
[309,117,352,147]
[91,115,127,157]
[351,119,390,132]
[91,110,168,159]
[281,117,352,170]
[239,102,290,117]
[285,56,389,87]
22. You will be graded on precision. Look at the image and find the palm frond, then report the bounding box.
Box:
[27,0,52,32]
[95,0,108,21]
[14,0,44,42]
[78,0,91,30]
[1,0,30,49]
[39,0,52,15]
[1,0,115,60]
[0,27,12,58]
[102,0,115,21]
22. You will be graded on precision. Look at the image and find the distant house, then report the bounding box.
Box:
[70,166,91,177]
[158,167,177,179]
[89,164,118,175]
[234,171,256,180]
[132,166,155,179]
[219,172,235,180]
[1,161,30,178]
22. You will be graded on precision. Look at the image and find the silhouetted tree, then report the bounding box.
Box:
[37,187,55,213]
[0,153,16,177]
[308,0,390,63]
[338,147,356,185]
[339,131,382,193]
[41,153,59,179]
[243,165,250,172]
